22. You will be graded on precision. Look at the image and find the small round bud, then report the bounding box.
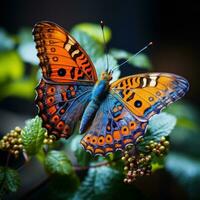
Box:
[13,132,18,137]
[121,156,126,161]
[43,139,48,144]
[130,163,134,168]
[45,132,48,137]
[150,143,155,149]
[125,154,129,158]
[159,145,165,152]
[152,148,157,153]
[5,142,10,148]
[48,139,53,144]
[127,179,132,183]
[14,150,19,155]
[128,158,133,162]
[15,126,21,133]
[3,136,8,140]
[139,153,144,158]
[164,141,170,147]
[160,136,166,142]
[18,138,22,143]
[140,171,144,176]
[124,166,128,171]
[145,145,150,149]
[128,171,132,176]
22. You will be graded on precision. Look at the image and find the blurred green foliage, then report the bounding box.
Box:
[0,167,20,198]
[0,22,199,200]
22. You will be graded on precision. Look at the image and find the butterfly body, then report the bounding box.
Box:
[33,21,189,156]
[80,72,111,133]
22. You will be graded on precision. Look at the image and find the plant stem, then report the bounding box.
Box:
[5,152,11,167]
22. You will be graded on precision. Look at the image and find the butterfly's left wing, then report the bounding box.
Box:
[81,73,189,156]
[81,94,148,156]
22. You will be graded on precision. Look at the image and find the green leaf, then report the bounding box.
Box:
[0,51,24,84]
[72,166,120,200]
[94,54,120,81]
[45,150,73,175]
[0,29,15,51]
[70,135,92,166]
[18,41,38,65]
[166,152,200,199]
[21,116,46,155]
[146,112,176,141]
[0,167,20,194]
[16,28,39,64]
[72,23,112,43]
[110,48,152,69]
[4,168,20,192]
[110,48,131,60]
[70,29,103,62]
[0,79,35,100]
[128,54,152,69]
[72,166,144,200]
[138,113,176,151]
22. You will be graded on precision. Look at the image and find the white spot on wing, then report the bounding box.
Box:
[149,76,158,87]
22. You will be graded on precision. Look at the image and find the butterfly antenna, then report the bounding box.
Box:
[111,42,153,73]
[100,20,109,72]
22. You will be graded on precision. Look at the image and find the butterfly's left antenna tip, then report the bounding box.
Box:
[148,41,153,46]
[100,20,104,28]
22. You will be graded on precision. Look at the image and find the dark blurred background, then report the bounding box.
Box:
[1,0,200,199]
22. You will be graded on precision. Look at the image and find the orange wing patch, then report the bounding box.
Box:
[33,21,98,83]
[111,73,189,120]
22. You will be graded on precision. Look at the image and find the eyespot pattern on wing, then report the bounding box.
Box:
[80,94,147,156]
[33,21,98,83]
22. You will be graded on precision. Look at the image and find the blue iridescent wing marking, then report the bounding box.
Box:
[80,94,147,156]
[35,79,93,138]
[81,73,189,156]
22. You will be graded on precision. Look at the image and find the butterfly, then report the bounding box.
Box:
[33,21,189,156]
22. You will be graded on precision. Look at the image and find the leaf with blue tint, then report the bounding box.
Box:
[94,54,120,82]
[45,150,73,175]
[72,23,112,44]
[0,167,20,197]
[70,135,92,166]
[70,29,103,63]
[17,28,38,65]
[110,48,152,69]
[138,113,176,151]
[0,29,15,51]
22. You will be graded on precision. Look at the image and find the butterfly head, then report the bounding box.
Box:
[101,71,112,81]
